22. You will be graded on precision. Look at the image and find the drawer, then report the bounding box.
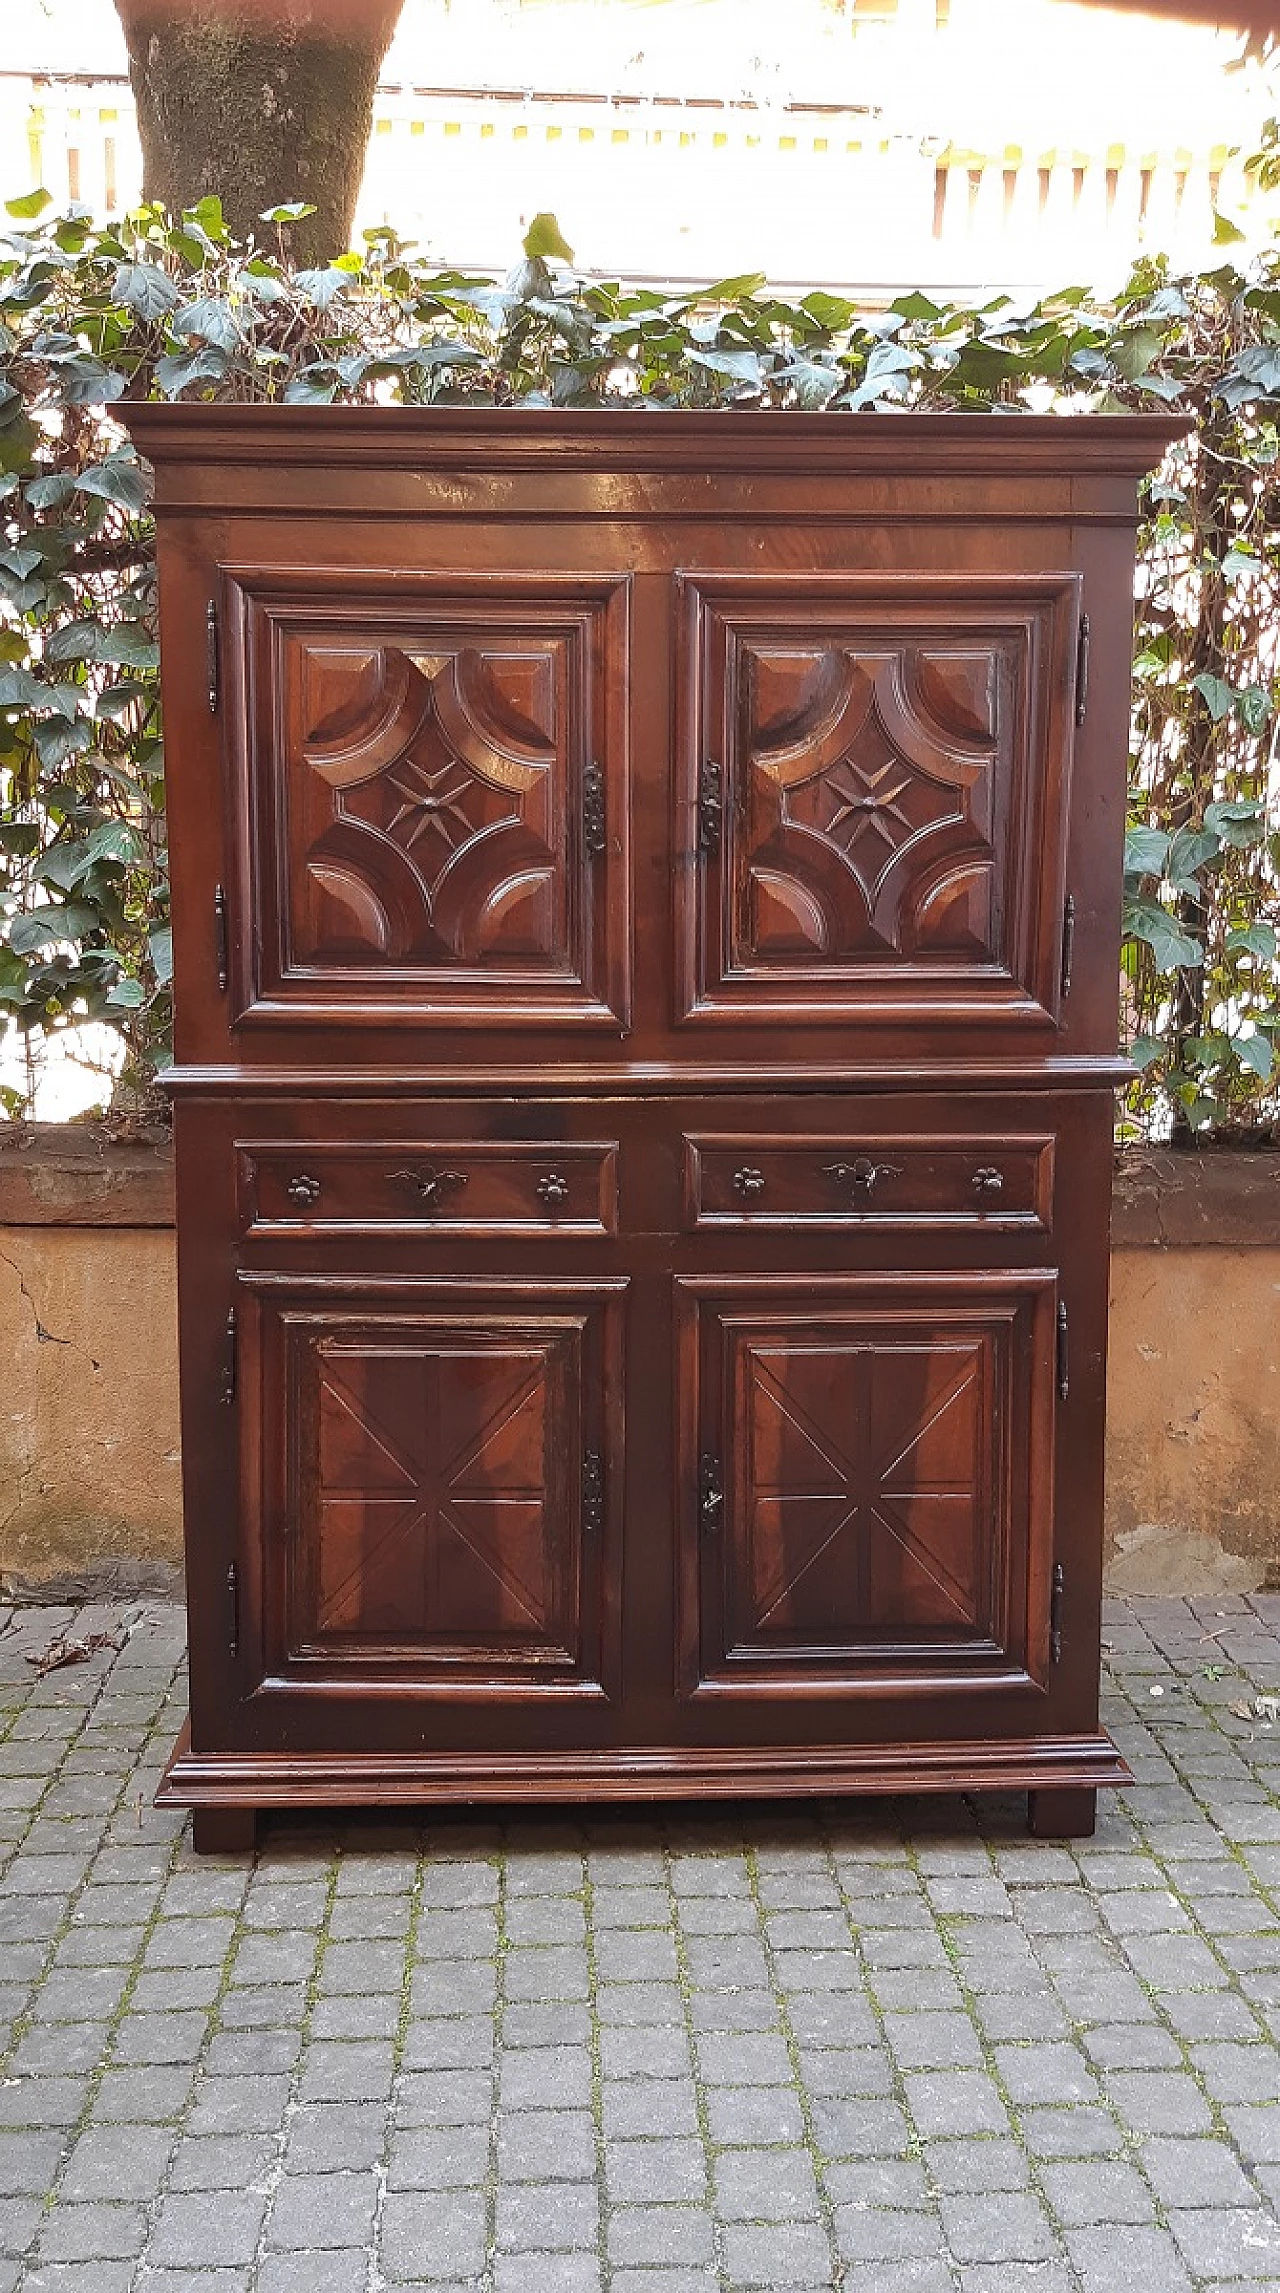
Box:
[238,1140,618,1237]
[684,1131,1053,1233]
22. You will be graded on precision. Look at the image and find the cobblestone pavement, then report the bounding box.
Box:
[2,1596,1280,2291]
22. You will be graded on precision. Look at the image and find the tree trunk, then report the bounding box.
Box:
[114,0,405,263]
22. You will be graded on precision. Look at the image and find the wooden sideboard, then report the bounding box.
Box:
[125,405,1177,1851]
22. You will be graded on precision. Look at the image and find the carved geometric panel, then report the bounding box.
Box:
[305,1333,573,1653]
[229,572,630,1027]
[737,1336,990,1647]
[678,573,1080,1028]
[741,644,1000,964]
[294,644,564,970]
[679,1274,1058,1695]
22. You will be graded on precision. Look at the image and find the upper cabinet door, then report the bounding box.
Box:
[225,569,631,1031]
[677,572,1081,1032]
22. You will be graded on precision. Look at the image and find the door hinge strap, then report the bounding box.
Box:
[206,598,220,715]
[1056,1301,1070,1402]
[214,883,229,995]
[220,1306,237,1407]
[1060,893,1075,1001]
[1075,611,1090,727]
[226,1561,239,1660]
[583,1449,604,1537]
[699,1452,724,1539]
[1050,1562,1065,1666]
[698,761,723,853]
[583,764,606,858]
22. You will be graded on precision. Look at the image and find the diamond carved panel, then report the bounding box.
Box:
[744,643,999,964]
[739,1335,989,1645]
[678,1275,1058,1695]
[297,644,561,968]
[230,572,630,1028]
[308,1334,568,1650]
[679,573,1079,1028]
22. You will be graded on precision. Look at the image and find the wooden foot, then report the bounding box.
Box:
[1028,1786,1096,1840]
[191,1805,257,1856]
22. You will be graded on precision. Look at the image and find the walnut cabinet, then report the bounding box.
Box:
[124,406,1177,1850]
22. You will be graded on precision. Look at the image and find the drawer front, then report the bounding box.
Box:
[239,1140,618,1237]
[685,1132,1053,1233]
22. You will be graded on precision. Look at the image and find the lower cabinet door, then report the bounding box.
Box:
[677,1271,1057,1701]
[237,1271,624,1700]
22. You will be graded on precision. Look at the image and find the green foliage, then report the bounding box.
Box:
[0,192,1276,1130]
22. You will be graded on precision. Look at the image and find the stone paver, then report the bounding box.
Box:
[2,1593,1280,2286]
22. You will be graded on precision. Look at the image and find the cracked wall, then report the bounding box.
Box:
[0,1227,180,1578]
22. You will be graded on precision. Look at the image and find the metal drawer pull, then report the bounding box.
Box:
[387,1166,467,1207]
[733,1166,766,1198]
[537,1172,571,1208]
[823,1157,904,1198]
[285,1174,322,1208]
[972,1167,1005,1197]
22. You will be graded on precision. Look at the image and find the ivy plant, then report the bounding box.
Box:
[0,190,1276,1133]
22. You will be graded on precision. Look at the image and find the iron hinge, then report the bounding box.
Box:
[1050,1562,1065,1666]
[1056,1301,1070,1403]
[1075,610,1090,727]
[226,1561,240,1660]
[583,1450,604,1538]
[698,761,723,853]
[214,882,229,995]
[220,1306,237,1407]
[206,598,220,715]
[1060,892,1075,1001]
[583,764,606,858]
[699,1452,724,1539]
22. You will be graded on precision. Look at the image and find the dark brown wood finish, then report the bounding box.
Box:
[125,405,1180,1848]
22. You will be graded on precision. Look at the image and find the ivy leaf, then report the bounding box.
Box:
[5,189,51,220]
[283,370,340,404]
[44,618,104,664]
[778,358,841,408]
[105,975,144,1008]
[154,345,229,397]
[1123,897,1205,972]
[1204,799,1265,848]
[1191,672,1235,721]
[1130,1033,1165,1071]
[702,272,767,303]
[1167,825,1221,885]
[292,267,350,310]
[173,296,240,349]
[688,347,763,388]
[113,261,181,321]
[1212,208,1247,245]
[76,454,150,513]
[1124,825,1171,878]
[24,470,76,510]
[1226,923,1278,960]
[148,924,173,985]
[81,819,143,869]
[259,202,318,223]
[7,900,99,953]
[44,353,127,405]
[97,627,159,669]
[522,213,575,265]
[33,716,92,769]
[1238,1033,1274,1081]
[1235,683,1272,736]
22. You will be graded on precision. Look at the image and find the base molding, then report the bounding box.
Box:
[158,1717,1131,1811]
